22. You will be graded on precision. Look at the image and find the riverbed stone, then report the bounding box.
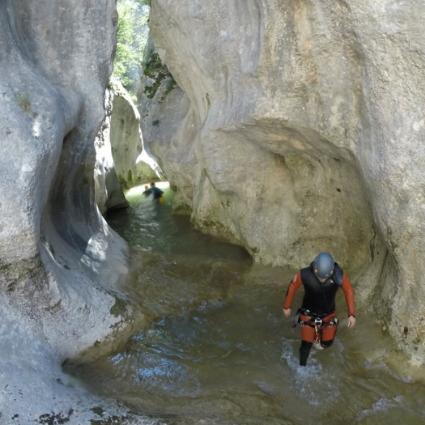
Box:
[146,0,425,363]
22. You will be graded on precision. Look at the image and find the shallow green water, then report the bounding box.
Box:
[68,188,425,425]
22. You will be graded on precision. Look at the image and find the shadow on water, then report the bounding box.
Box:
[66,187,425,425]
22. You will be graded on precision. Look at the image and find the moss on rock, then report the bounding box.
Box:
[143,51,176,99]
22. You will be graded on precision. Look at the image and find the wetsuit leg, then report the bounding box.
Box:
[321,340,334,348]
[299,341,313,366]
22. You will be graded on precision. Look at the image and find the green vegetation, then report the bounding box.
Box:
[143,50,177,100]
[164,78,177,97]
[143,51,163,77]
[113,0,150,92]
[110,297,127,317]
[113,0,177,100]
[16,93,31,114]
[143,52,169,98]
[127,169,133,185]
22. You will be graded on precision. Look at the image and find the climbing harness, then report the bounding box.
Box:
[297,309,338,344]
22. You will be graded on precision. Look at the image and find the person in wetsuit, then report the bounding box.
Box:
[143,185,151,197]
[282,252,356,366]
[149,182,163,201]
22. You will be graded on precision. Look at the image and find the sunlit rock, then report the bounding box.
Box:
[95,87,129,213]
[146,0,425,362]
[139,38,193,212]
[110,78,160,189]
[95,78,161,213]
[0,1,148,422]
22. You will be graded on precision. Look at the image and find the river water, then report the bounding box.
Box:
[67,186,425,425]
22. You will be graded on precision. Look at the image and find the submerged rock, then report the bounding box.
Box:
[145,0,425,363]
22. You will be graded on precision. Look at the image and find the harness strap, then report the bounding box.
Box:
[296,309,339,345]
[298,312,338,328]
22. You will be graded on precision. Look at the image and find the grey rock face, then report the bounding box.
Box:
[94,78,160,212]
[139,40,193,212]
[0,1,152,422]
[147,0,425,363]
[109,79,160,188]
[95,87,130,213]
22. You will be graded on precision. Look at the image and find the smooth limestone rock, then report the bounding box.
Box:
[95,86,130,213]
[95,79,161,214]
[109,78,160,189]
[0,1,154,423]
[147,0,425,363]
[139,38,193,213]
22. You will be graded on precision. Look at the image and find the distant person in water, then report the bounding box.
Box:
[282,252,356,366]
[149,182,164,201]
[143,185,151,197]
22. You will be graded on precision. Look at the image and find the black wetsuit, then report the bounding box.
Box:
[299,263,343,316]
[151,186,163,200]
[298,264,343,364]
[284,263,355,366]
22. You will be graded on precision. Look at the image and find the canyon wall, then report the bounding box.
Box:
[95,86,130,213]
[144,0,425,363]
[95,78,161,214]
[0,1,152,422]
[109,79,160,190]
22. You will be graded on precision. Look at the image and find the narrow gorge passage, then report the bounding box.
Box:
[66,188,425,425]
[2,1,425,422]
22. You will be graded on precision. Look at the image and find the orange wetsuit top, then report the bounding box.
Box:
[283,264,355,317]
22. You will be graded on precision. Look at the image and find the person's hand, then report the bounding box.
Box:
[283,308,291,318]
[347,315,356,328]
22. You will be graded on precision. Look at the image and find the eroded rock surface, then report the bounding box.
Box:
[95,78,161,214]
[110,79,160,189]
[0,1,152,423]
[95,86,130,213]
[139,39,192,212]
[145,0,425,362]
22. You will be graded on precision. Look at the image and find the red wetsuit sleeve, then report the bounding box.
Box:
[342,273,356,317]
[283,271,302,309]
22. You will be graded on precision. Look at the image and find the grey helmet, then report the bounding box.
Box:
[312,252,335,280]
